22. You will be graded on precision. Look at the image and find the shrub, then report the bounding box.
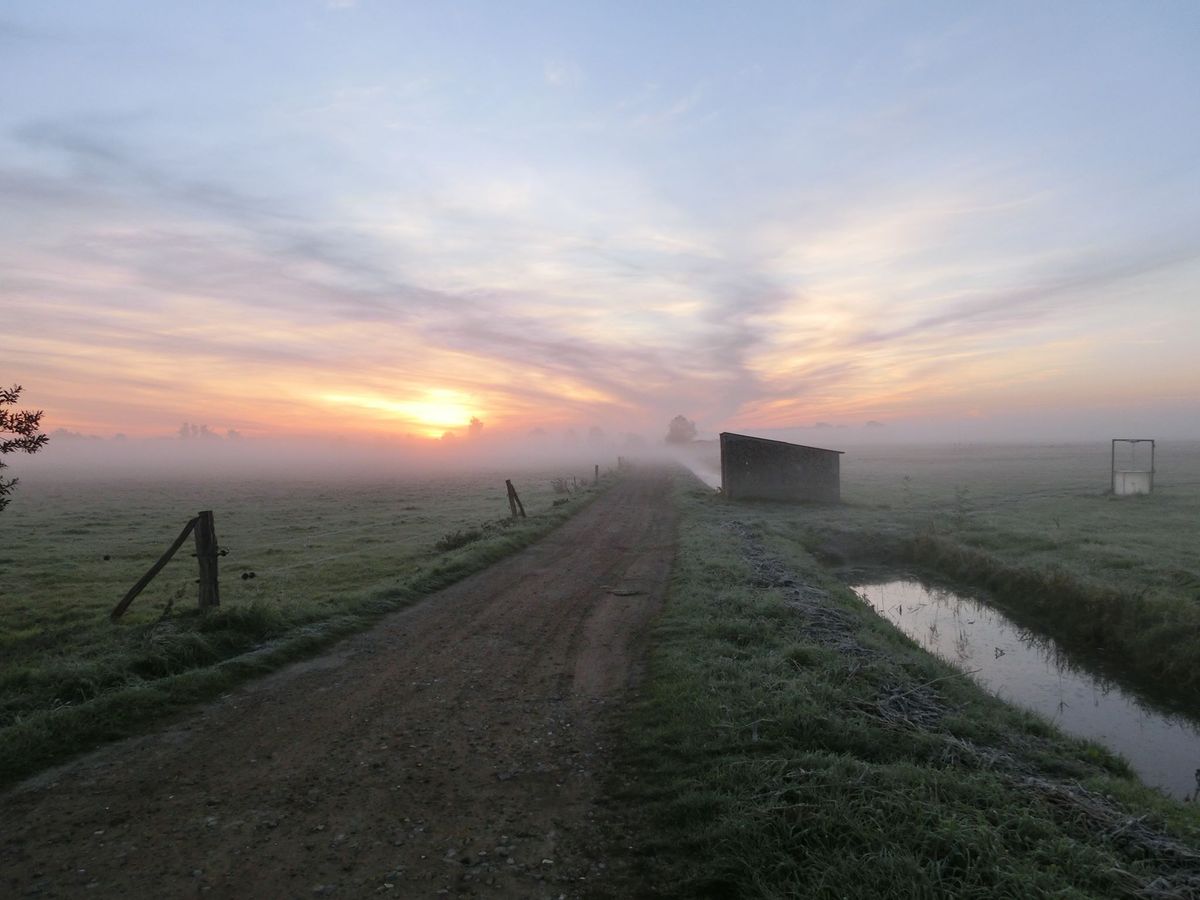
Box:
[434,528,483,553]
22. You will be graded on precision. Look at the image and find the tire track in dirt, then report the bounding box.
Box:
[1,469,677,899]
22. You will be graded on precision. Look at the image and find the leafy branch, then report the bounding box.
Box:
[0,384,49,512]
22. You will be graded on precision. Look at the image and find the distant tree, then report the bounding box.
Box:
[49,427,92,441]
[1,385,49,512]
[179,422,219,439]
[665,415,697,445]
[587,425,605,445]
[468,416,484,438]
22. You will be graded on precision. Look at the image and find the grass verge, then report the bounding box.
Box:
[616,476,1200,898]
[0,481,608,787]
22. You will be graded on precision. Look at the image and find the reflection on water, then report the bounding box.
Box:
[854,579,1200,801]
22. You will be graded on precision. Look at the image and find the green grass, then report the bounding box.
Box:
[0,467,607,785]
[748,441,1200,713]
[617,473,1200,898]
[838,442,1200,599]
[893,532,1200,705]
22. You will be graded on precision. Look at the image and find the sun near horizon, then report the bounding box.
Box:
[320,390,481,440]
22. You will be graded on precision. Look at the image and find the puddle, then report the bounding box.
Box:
[853,578,1200,801]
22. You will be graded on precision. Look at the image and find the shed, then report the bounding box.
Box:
[719,432,843,503]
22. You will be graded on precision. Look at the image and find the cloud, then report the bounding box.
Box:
[628,86,705,128]
[6,90,1200,443]
[0,17,56,46]
[4,117,751,433]
[850,239,1200,347]
[5,120,476,323]
[543,59,581,88]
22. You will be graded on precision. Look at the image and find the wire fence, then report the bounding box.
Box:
[107,476,564,618]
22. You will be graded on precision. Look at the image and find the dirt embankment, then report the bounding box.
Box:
[1,470,678,899]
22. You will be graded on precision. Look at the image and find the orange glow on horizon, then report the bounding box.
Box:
[321,390,478,438]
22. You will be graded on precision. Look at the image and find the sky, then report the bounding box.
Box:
[2,0,1199,449]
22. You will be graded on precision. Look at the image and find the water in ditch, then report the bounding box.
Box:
[853,578,1200,801]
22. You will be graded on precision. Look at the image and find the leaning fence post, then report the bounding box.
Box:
[110,516,199,620]
[505,479,526,518]
[194,510,220,609]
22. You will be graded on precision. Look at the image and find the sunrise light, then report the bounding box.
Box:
[321,390,477,438]
[1,2,1197,446]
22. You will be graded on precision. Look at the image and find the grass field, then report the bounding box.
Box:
[619,465,1200,898]
[5,441,1200,894]
[793,441,1200,708]
[0,467,605,785]
[839,441,1200,598]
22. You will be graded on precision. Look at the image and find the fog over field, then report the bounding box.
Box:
[17,425,1200,538]
[17,426,640,482]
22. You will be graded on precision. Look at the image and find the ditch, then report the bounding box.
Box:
[852,576,1200,801]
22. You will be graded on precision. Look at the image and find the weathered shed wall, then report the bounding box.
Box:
[720,432,842,503]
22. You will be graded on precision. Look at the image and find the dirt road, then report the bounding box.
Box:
[1,470,677,899]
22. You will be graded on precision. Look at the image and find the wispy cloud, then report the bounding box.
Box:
[543,58,581,88]
[3,1,1199,441]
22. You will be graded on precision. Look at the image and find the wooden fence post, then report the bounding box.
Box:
[505,480,526,518]
[594,464,599,485]
[194,510,220,609]
[110,516,199,620]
